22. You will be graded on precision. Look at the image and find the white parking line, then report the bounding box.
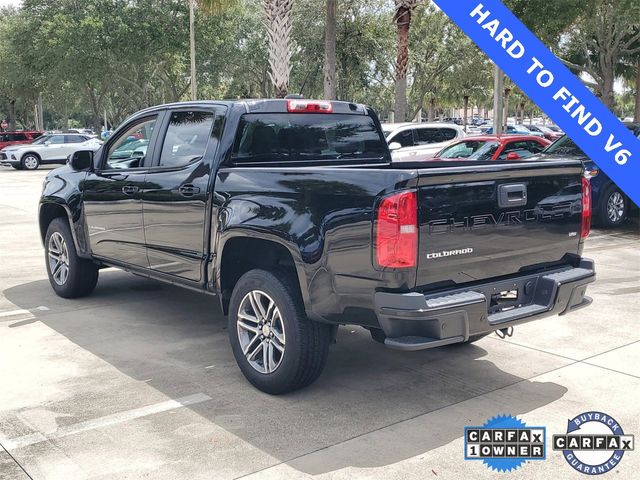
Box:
[0,393,211,450]
[0,309,31,318]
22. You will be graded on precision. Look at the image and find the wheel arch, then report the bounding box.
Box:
[39,201,84,255]
[21,151,42,162]
[216,232,309,315]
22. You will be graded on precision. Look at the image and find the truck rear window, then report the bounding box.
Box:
[231,113,389,166]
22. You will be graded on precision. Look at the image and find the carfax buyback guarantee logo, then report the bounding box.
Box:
[464,414,546,472]
[553,411,634,475]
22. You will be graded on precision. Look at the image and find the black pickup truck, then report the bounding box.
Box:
[39,99,595,393]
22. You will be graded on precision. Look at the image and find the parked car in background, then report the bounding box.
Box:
[484,124,545,137]
[538,123,640,227]
[433,135,551,161]
[526,124,563,141]
[382,122,465,161]
[0,131,44,150]
[0,133,101,170]
[546,125,563,134]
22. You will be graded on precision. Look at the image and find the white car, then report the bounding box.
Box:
[382,122,466,162]
[0,133,102,170]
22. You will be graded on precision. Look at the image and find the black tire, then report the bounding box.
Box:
[21,153,40,170]
[228,269,332,394]
[596,185,627,228]
[45,218,99,298]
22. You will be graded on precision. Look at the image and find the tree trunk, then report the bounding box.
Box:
[635,61,640,122]
[462,95,469,132]
[503,89,511,128]
[394,5,412,122]
[86,84,102,132]
[427,96,435,122]
[264,0,293,98]
[189,0,197,100]
[8,99,16,130]
[323,0,337,100]
[600,63,616,110]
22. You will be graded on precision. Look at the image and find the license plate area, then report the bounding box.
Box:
[489,288,519,314]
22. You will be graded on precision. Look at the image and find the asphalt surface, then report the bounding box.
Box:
[0,166,639,480]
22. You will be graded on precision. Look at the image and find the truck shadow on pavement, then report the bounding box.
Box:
[4,271,568,475]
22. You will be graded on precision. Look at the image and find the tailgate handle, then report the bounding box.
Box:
[498,184,527,208]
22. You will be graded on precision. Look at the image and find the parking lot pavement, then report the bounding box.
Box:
[1,167,639,480]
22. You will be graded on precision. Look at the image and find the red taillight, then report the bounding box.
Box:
[581,176,592,238]
[287,100,333,113]
[375,190,418,268]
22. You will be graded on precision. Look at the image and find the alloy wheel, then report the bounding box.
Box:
[23,155,39,170]
[48,232,70,286]
[606,191,625,223]
[236,290,286,374]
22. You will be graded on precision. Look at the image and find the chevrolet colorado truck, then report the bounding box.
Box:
[39,99,596,394]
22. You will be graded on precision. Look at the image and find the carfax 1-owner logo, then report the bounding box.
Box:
[553,411,634,475]
[464,414,546,472]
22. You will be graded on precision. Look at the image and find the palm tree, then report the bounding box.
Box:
[263,0,294,98]
[323,0,337,100]
[393,0,420,122]
[197,0,294,99]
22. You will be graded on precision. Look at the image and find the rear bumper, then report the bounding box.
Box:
[374,259,595,351]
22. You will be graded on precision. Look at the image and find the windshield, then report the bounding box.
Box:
[543,135,585,155]
[468,141,500,161]
[438,140,489,159]
[232,113,389,165]
[30,135,52,145]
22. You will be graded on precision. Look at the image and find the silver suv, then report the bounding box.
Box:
[382,122,465,162]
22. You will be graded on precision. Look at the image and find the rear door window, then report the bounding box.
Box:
[65,135,86,143]
[158,111,215,168]
[415,127,458,145]
[415,128,440,145]
[390,129,414,148]
[231,113,389,166]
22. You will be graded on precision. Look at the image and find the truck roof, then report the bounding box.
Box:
[133,99,369,117]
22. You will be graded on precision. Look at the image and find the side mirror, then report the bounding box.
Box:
[44,141,51,146]
[506,152,521,161]
[388,142,402,152]
[68,150,94,171]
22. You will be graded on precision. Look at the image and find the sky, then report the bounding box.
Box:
[0,0,21,7]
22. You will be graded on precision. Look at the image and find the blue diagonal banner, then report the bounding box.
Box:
[432,0,640,206]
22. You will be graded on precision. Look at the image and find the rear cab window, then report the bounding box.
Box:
[231,113,390,166]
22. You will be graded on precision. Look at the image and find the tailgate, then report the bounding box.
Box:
[415,160,585,291]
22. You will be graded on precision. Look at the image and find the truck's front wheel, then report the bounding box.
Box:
[228,269,331,394]
[45,218,99,298]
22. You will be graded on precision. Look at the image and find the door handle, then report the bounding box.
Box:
[122,185,139,195]
[178,184,201,197]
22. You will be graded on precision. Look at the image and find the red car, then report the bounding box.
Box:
[0,131,44,150]
[433,135,551,161]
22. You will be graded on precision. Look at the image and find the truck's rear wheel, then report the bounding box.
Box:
[45,218,99,298]
[228,269,331,394]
